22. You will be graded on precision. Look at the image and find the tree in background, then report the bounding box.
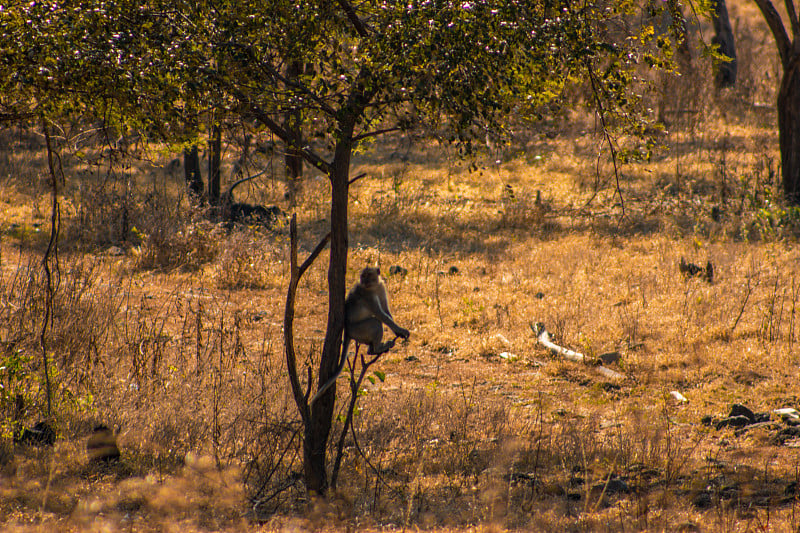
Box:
[0,0,684,493]
[753,0,800,203]
[712,0,737,88]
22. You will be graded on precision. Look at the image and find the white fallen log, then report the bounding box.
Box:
[774,408,800,419]
[670,390,688,403]
[530,322,625,380]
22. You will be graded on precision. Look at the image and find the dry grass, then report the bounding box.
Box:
[3,3,800,531]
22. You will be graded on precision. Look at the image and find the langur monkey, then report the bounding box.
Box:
[87,424,121,463]
[310,267,410,405]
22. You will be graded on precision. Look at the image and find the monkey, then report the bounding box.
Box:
[344,267,410,356]
[87,424,121,464]
[310,267,410,405]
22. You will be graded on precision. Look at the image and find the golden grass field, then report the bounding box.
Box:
[3,2,800,532]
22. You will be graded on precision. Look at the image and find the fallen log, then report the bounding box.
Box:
[530,322,625,380]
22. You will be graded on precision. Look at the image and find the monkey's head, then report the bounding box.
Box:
[360,267,381,288]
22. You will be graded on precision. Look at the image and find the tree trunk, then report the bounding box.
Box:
[208,123,222,206]
[779,55,800,204]
[184,145,203,202]
[711,0,737,88]
[284,61,304,207]
[303,137,351,494]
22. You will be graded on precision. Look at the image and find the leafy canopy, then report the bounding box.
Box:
[1,1,677,155]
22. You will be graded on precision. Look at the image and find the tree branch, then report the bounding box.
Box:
[584,60,625,218]
[285,215,331,423]
[241,99,333,176]
[784,0,800,43]
[348,172,367,186]
[753,0,792,68]
[335,0,370,37]
[352,126,403,142]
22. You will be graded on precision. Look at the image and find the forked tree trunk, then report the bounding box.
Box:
[303,136,352,494]
[779,56,800,203]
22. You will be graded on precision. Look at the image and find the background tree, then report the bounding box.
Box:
[752,0,800,203]
[712,0,737,88]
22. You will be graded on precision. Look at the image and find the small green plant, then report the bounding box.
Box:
[0,349,33,438]
[753,203,800,240]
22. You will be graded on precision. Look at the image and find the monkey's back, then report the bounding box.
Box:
[345,285,375,325]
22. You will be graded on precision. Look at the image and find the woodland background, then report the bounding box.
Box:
[3,0,800,531]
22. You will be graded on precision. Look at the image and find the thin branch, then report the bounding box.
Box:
[223,167,268,201]
[352,126,403,142]
[348,172,367,186]
[207,73,333,175]
[213,44,339,118]
[0,112,35,123]
[585,60,625,218]
[244,102,333,175]
[331,345,370,488]
[41,119,62,418]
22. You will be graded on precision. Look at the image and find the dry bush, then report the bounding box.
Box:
[214,230,285,290]
[498,186,551,231]
[134,219,222,271]
[0,256,123,430]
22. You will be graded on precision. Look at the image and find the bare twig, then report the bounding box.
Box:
[41,120,63,417]
[331,340,398,489]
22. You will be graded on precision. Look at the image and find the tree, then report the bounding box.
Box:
[210,0,680,493]
[1,0,681,494]
[711,0,737,88]
[752,0,800,203]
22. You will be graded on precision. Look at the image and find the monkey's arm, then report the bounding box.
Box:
[367,296,410,338]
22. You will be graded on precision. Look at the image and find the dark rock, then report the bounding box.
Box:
[15,421,56,447]
[228,203,284,228]
[772,426,800,445]
[692,490,713,509]
[592,477,630,495]
[729,403,756,422]
[701,415,716,426]
[599,351,621,364]
[679,257,714,283]
[715,415,752,430]
[508,472,538,486]
[388,265,408,276]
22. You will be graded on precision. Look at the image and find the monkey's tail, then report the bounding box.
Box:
[309,336,351,406]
